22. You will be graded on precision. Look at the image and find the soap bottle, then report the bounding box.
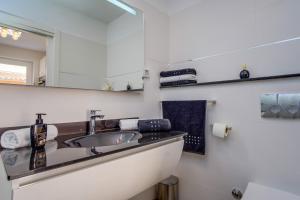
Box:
[30,113,47,149]
[239,64,250,79]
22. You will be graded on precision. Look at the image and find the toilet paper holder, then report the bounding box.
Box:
[210,124,232,138]
[210,124,232,131]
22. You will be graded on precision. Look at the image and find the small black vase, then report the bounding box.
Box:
[127,82,132,91]
[240,65,250,79]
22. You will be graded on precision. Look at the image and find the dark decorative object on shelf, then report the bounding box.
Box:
[126,82,132,91]
[239,64,250,79]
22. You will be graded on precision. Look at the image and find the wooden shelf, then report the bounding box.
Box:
[160,73,300,89]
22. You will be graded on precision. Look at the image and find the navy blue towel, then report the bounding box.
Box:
[160,68,197,77]
[138,119,171,133]
[160,80,197,87]
[162,101,207,155]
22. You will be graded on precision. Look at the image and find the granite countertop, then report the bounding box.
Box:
[0,131,185,180]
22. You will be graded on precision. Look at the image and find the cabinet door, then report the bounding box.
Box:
[13,140,183,200]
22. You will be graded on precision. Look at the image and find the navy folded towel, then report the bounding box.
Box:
[138,119,171,133]
[160,80,197,87]
[160,68,197,77]
[162,100,207,155]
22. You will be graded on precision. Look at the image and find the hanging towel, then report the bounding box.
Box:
[162,101,207,155]
[161,80,197,87]
[160,74,197,83]
[160,68,197,77]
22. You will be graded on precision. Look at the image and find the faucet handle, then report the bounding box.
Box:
[92,115,105,119]
[90,110,101,116]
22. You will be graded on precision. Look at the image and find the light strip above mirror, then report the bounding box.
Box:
[106,0,137,15]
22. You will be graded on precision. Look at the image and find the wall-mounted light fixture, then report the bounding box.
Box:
[0,26,22,40]
[106,0,137,15]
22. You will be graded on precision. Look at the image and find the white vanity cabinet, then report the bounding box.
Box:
[1,139,184,200]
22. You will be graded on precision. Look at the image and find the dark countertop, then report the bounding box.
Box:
[0,131,185,180]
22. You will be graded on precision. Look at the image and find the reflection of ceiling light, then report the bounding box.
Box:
[1,28,8,38]
[106,0,137,15]
[0,26,22,40]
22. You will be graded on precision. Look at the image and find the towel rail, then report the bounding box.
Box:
[160,100,216,105]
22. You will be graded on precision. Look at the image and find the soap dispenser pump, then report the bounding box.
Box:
[30,113,47,149]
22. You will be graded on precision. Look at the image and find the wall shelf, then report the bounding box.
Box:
[160,73,300,89]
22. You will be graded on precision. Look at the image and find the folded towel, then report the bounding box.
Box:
[138,119,171,133]
[160,68,197,77]
[119,119,139,131]
[1,125,58,149]
[162,101,207,155]
[160,74,197,83]
[1,140,58,167]
[161,80,197,87]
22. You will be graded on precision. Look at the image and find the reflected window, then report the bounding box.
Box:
[0,63,27,85]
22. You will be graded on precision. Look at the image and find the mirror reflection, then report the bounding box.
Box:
[0,0,144,91]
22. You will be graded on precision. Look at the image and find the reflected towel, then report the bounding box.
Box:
[1,125,58,149]
[160,74,197,83]
[160,68,197,77]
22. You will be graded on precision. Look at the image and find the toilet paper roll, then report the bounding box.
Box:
[212,123,230,138]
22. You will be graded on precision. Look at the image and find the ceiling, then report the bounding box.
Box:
[143,0,203,16]
[49,0,126,23]
[0,30,47,52]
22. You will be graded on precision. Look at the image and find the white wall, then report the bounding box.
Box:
[164,0,300,199]
[58,32,107,90]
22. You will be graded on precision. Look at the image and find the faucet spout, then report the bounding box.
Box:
[88,110,104,135]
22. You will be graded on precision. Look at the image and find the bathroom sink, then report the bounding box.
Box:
[64,131,143,149]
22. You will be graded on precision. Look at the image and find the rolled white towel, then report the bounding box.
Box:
[160,74,197,83]
[1,125,58,149]
[119,119,139,131]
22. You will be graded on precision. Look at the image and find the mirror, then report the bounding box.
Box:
[0,0,144,91]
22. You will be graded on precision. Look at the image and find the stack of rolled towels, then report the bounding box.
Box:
[160,68,197,87]
[119,119,171,133]
[0,125,58,149]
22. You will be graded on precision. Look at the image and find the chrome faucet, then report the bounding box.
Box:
[88,110,104,135]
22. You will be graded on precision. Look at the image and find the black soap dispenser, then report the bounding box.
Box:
[30,113,47,149]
